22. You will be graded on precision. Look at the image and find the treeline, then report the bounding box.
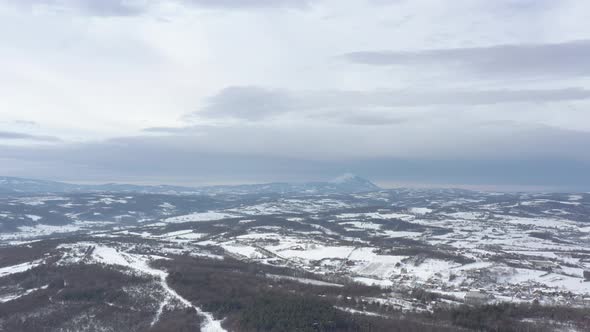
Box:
[433,302,590,332]
[0,263,167,332]
[227,292,449,332]
[2,252,587,331]
[155,255,590,332]
[0,239,60,267]
[154,256,457,332]
[149,307,202,332]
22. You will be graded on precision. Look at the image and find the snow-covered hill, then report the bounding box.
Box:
[0,174,380,195]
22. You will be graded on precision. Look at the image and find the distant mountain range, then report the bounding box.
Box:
[0,174,380,195]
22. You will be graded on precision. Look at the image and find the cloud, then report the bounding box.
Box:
[195,86,296,120]
[181,0,316,10]
[2,0,589,190]
[310,112,408,126]
[189,86,590,120]
[8,0,314,16]
[488,0,560,12]
[2,125,590,189]
[0,131,60,142]
[343,40,590,79]
[131,119,590,163]
[9,0,148,16]
[142,126,196,134]
[13,120,39,127]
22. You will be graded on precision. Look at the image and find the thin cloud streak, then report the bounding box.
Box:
[343,40,590,79]
[1,132,589,189]
[0,131,61,142]
[8,0,315,16]
[191,86,590,120]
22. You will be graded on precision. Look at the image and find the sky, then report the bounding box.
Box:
[1,0,590,190]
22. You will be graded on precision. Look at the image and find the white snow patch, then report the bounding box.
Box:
[156,230,205,240]
[280,246,356,261]
[339,221,382,230]
[336,306,387,317]
[0,284,48,303]
[380,231,422,238]
[335,212,414,221]
[445,212,486,220]
[0,224,83,241]
[410,207,432,215]
[352,277,393,288]
[164,211,236,223]
[267,274,344,287]
[25,214,42,221]
[221,243,264,259]
[0,260,43,277]
[159,202,175,209]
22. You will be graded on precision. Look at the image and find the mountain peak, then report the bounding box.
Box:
[331,173,359,184]
[329,174,380,191]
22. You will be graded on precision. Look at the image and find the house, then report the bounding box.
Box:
[464,291,493,306]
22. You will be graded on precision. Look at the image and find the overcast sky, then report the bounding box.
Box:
[1,0,589,190]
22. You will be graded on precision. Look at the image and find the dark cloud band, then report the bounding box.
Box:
[0,131,60,142]
[190,86,590,120]
[343,40,590,79]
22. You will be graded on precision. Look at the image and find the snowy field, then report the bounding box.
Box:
[1,189,590,313]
